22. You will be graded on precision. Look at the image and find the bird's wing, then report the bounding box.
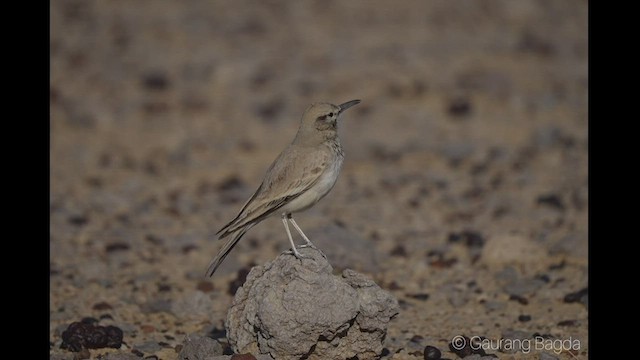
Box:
[216,146,329,238]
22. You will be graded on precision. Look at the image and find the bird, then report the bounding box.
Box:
[205,99,361,277]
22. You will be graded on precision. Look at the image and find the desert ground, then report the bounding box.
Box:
[50,1,588,359]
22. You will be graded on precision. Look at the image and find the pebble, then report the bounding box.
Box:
[60,321,123,352]
[447,96,473,118]
[536,193,565,210]
[423,345,442,359]
[518,314,532,322]
[563,287,588,306]
[178,334,224,359]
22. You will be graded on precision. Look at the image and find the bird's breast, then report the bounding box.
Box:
[281,148,343,214]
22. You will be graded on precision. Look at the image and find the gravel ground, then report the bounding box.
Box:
[50,1,588,359]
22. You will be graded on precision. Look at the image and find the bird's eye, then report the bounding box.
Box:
[328,112,334,117]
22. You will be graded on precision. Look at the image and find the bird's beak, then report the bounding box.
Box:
[338,99,361,114]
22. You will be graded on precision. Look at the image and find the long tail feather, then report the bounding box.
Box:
[205,226,252,277]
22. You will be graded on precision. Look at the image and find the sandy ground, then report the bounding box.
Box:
[50,1,587,359]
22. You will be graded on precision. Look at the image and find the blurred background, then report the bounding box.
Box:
[51,1,587,358]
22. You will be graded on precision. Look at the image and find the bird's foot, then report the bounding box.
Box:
[285,247,309,261]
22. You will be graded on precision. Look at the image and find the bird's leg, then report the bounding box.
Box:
[287,215,316,249]
[282,214,307,260]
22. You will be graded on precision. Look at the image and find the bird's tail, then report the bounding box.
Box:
[205,225,252,277]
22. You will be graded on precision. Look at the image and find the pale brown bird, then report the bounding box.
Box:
[206,100,361,277]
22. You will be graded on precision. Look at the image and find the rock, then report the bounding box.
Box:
[178,333,224,359]
[423,345,442,359]
[60,321,123,352]
[226,247,399,360]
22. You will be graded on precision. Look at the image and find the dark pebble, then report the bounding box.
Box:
[410,335,424,343]
[80,317,99,325]
[517,30,555,56]
[536,194,565,210]
[92,302,113,311]
[428,257,458,269]
[216,176,246,192]
[145,234,164,245]
[518,314,532,322]
[68,215,89,226]
[449,335,484,358]
[157,283,171,292]
[390,244,408,257]
[181,244,198,254]
[196,280,215,292]
[228,267,251,296]
[424,345,442,359]
[60,321,123,352]
[534,274,551,283]
[131,348,144,357]
[386,281,402,290]
[407,293,430,301]
[557,319,578,327]
[105,242,131,252]
[447,96,473,118]
[255,98,284,123]
[509,294,529,305]
[208,327,227,340]
[563,288,588,304]
[141,72,170,91]
[548,260,566,270]
[448,231,485,248]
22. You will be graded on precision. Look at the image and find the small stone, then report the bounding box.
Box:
[557,319,578,327]
[518,314,532,322]
[447,96,473,118]
[60,321,123,352]
[449,336,478,358]
[563,288,588,306]
[92,302,113,311]
[424,345,442,359]
[509,294,529,305]
[228,267,251,296]
[177,334,223,359]
[407,293,429,301]
[536,193,565,210]
[68,215,89,226]
[105,242,130,252]
[448,231,485,248]
[196,280,215,292]
[141,72,170,91]
[390,244,407,257]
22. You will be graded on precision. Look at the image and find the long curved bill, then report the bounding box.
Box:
[338,99,361,113]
